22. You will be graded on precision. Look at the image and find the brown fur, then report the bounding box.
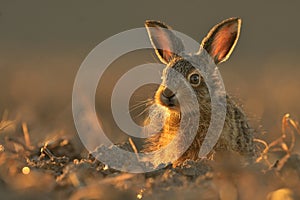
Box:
[142,18,257,166]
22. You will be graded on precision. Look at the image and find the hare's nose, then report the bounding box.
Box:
[162,88,175,99]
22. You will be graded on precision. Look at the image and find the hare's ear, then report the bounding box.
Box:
[201,17,241,64]
[145,20,184,64]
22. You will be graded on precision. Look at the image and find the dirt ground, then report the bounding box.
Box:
[0,114,299,200]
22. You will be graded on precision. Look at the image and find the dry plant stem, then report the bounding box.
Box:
[129,137,140,161]
[253,138,272,166]
[0,110,15,131]
[41,143,58,161]
[0,120,14,132]
[22,122,33,150]
[255,114,300,170]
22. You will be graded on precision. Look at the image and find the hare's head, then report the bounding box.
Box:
[145,18,241,114]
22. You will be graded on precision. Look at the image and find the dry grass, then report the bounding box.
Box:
[255,114,300,169]
[0,111,15,132]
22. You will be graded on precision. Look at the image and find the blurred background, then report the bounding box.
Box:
[0,1,299,149]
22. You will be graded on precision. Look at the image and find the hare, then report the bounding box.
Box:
[142,18,256,167]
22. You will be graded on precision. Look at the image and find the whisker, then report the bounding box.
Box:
[133,105,152,119]
[129,99,153,112]
[131,98,152,106]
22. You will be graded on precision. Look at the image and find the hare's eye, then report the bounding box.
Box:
[189,73,200,86]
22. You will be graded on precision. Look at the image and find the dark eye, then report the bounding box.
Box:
[189,73,200,86]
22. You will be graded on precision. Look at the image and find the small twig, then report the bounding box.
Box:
[40,142,69,163]
[0,110,15,132]
[22,122,32,149]
[288,118,300,133]
[254,138,270,165]
[254,114,299,169]
[129,137,140,160]
[254,138,269,153]
[270,114,298,170]
[40,143,56,161]
[0,120,14,132]
[274,154,291,171]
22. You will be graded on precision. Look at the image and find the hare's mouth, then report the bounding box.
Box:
[166,104,180,112]
[167,103,176,107]
[159,95,179,109]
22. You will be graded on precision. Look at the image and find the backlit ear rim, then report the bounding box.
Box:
[145,20,185,64]
[201,17,241,64]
